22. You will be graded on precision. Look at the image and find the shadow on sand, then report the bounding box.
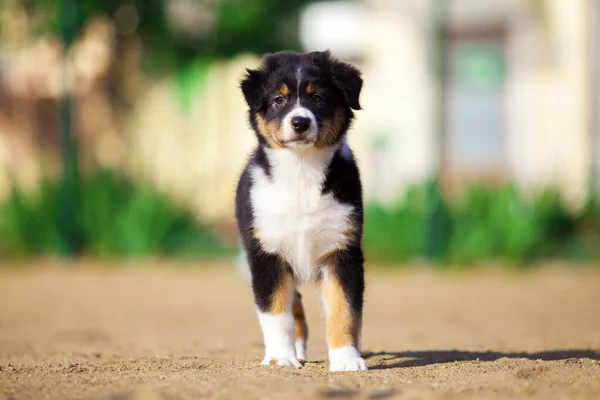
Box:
[363,349,600,370]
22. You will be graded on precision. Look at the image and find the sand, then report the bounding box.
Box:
[0,260,599,399]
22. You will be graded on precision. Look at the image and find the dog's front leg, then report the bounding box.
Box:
[321,248,368,372]
[250,253,301,368]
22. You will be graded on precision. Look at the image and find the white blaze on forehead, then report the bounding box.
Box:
[289,107,314,120]
[296,66,303,102]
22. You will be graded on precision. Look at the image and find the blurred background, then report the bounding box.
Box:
[1,0,600,266]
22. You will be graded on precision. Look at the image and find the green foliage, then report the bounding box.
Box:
[27,0,315,75]
[0,170,232,259]
[364,181,600,266]
[209,0,312,58]
[363,180,449,263]
[0,178,62,256]
[447,184,539,264]
[173,58,213,114]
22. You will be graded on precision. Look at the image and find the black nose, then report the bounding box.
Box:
[291,116,310,133]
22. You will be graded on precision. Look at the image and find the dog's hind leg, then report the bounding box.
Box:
[292,290,308,360]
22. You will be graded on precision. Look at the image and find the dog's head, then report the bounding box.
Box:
[240,50,362,149]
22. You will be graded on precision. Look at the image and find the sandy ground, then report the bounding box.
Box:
[0,261,599,400]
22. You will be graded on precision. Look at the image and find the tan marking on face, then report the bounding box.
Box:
[321,270,359,349]
[270,272,294,314]
[316,107,346,149]
[292,291,308,342]
[306,82,317,95]
[279,83,289,97]
[256,113,284,149]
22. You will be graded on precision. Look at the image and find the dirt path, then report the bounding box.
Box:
[0,261,599,400]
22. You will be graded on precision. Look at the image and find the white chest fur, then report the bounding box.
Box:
[250,146,354,284]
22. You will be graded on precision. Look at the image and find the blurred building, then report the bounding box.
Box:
[0,0,598,225]
[301,0,598,210]
[594,0,600,191]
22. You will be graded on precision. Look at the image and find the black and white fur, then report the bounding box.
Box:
[235,50,366,372]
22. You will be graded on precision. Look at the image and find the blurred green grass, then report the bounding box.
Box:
[2,172,600,266]
[363,181,600,266]
[0,170,233,259]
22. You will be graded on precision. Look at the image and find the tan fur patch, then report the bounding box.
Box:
[316,107,346,149]
[292,292,308,342]
[306,82,316,95]
[270,272,293,314]
[279,83,289,97]
[342,215,358,243]
[320,271,359,349]
[256,113,284,149]
[316,218,357,265]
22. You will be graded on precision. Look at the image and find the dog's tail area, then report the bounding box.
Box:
[234,248,252,281]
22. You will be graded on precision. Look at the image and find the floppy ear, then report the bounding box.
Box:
[307,50,332,68]
[331,60,363,110]
[240,68,265,112]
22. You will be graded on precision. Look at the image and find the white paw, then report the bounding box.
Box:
[328,346,368,372]
[295,340,307,361]
[329,357,368,372]
[261,355,302,368]
[256,310,301,368]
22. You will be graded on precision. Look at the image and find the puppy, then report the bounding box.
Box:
[235,50,367,372]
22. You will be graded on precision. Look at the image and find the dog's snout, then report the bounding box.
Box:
[291,116,310,133]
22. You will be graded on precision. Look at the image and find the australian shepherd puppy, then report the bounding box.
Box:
[235,50,367,372]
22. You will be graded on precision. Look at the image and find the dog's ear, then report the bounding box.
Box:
[240,68,265,112]
[331,59,363,111]
[307,50,332,68]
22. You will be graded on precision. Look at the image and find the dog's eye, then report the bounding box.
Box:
[274,96,285,105]
[311,94,322,104]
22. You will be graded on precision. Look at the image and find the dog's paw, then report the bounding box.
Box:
[261,355,302,368]
[328,346,368,372]
[295,340,307,361]
[329,357,368,372]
